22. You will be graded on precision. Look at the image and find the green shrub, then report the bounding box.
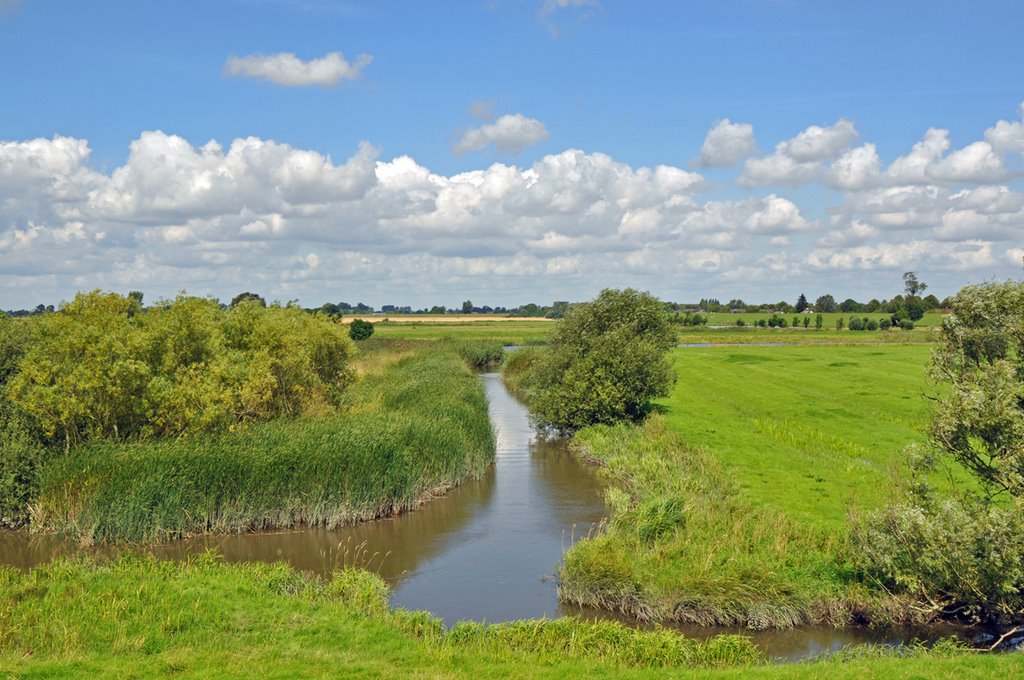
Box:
[866,319,879,331]
[899,319,915,330]
[7,292,355,445]
[348,318,374,341]
[0,409,46,527]
[854,452,1024,622]
[879,318,892,330]
[527,289,675,432]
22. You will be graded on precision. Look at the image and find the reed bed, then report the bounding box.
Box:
[31,346,495,543]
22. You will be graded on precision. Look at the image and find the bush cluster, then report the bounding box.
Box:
[7,291,355,447]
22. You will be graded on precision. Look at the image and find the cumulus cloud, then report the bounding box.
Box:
[984,103,1024,156]
[5,102,1024,308]
[695,119,756,168]
[224,51,372,87]
[739,119,857,187]
[454,114,550,155]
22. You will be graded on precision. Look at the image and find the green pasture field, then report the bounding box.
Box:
[660,344,944,531]
[3,555,1019,679]
[700,311,946,328]
[556,343,970,628]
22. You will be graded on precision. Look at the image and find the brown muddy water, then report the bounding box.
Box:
[0,372,975,662]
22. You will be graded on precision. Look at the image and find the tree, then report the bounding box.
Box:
[348,318,374,341]
[230,292,266,308]
[461,300,473,314]
[527,289,676,432]
[814,294,837,313]
[839,298,862,313]
[931,282,1024,498]
[795,294,809,312]
[855,282,1024,621]
[903,271,927,297]
[815,314,823,330]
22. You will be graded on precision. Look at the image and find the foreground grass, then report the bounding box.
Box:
[32,345,494,543]
[2,556,1018,679]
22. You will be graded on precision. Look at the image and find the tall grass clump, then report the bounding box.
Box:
[501,346,544,401]
[32,346,495,543]
[558,416,909,629]
[448,339,506,369]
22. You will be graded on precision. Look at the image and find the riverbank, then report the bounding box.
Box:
[29,343,494,543]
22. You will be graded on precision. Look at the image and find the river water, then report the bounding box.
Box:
[0,372,973,661]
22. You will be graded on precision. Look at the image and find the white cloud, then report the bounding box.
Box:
[739,119,857,187]
[825,144,880,191]
[984,102,1024,156]
[778,119,858,163]
[454,114,550,155]
[4,104,1024,308]
[695,118,756,168]
[927,141,1009,183]
[224,51,372,87]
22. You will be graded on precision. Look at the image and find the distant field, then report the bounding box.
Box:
[701,311,946,328]
[659,344,949,531]
[676,327,941,345]
[344,314,554,324]
[372,318,555,343]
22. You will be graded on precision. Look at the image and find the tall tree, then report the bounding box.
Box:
[795,293,809,312]
[814,294,837,313]
[903,271,927,297]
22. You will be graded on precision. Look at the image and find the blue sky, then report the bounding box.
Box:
[1,0,1022,308]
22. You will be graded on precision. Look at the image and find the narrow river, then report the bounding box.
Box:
[0,372,972,661]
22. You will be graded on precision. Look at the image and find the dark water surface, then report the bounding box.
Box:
[0,373,976,661]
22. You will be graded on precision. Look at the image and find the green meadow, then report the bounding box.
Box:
[660,344,944,530]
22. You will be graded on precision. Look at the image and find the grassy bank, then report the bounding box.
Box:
[555,344,973,628]
[31,345,494,543]
[3,555,1019,679]
[558,416,893,628]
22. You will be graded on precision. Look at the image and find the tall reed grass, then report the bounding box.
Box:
[32,346,495,543]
